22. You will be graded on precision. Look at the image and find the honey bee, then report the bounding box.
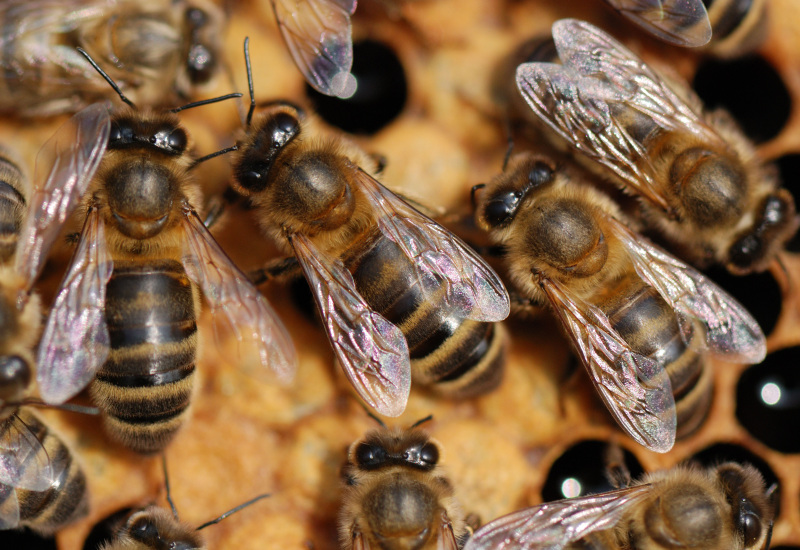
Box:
[474,153,765,452]
[0,0,223,117]
[339,416,469,549]
[230,41,510,418]
[515,19,798,275]
[271,0,358,98]
[464,461,775,550]
[95,457,269,550]
[35,52,297,454]
[600,0,712,47]
[705,0,767,58]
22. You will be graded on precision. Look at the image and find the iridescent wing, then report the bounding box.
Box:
[14,102,110,292]
[36,208,112,404]
[601,0,711,47]
[271,0,358,98]
[437,510,460,550]
[463,484,652,550]
[355,168,510,323]
[180,206,297,384]
[0,482,19,529]
[540,275,675,452]
[0,412,61,492]
[290,232,410,417]
[515,18,721,213]
[607,216,767,364]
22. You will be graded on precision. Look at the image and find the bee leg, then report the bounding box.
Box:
[368,152,388,176]
[248,257,301,285]
[509,290,543,316]
[603,443,632,489]
[202,187,250,229]
[352,527,370,550]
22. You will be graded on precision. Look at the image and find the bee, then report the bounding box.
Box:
[95,457,269,550]
[230,40,510,417]
[599,0,712,47]
[474,153,765,452]
[35,51,297,454]
[704,0,768,58]
[463,461,775,550]
[0,108,109,534]
[0,0,222,117]
[515,19,798,275]
[339,415,469,549]
[270,0,358,98]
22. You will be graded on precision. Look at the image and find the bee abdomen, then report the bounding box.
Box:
[604,282,711,438]
[4,410,88,536]
[346,230,505,399]
[91,259,197,454]
[0,155,26,263]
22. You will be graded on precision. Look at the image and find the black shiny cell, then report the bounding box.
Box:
[82,507,135,550]
[775,153,800,252]
[306,40,407,135]
[703,266,781,336]
[0,529,56,550]
[693,56,791,143]
[540,440,644,502]
[737,346,800,453]
[690,443,780,518]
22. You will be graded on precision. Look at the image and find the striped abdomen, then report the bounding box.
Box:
[343,226,506,399]
[90,259,197,454]
[0,409,87,536]
[0,153,26,264]
[601,274,712,438]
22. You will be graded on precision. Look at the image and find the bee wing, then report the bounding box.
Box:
[437,511,460,550]
[14,102,110,292]
[271,0,358,98]
[0,412,62,492]
[601,0,711,47]
[607,217,767,364]
[180,207,297,384]
[0,482,20,530]
[463,484,652,550]
[540,276,675,452]
[36,208,112,404]
[355,168,510,323]
[290,231,411,417]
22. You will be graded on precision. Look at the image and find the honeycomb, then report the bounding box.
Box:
[1,0,799,548]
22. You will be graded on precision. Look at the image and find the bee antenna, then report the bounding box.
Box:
[162,454,180,521]
[244,37,256,128]
[470,183,486,209]
[195,493,271,531]
[358,401,387,428]
[170,93,243,113]
[189,145,240,170]
[76,47,136,109]
[410,414,433,428]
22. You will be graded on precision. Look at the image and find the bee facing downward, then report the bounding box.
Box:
[339,416,469,550]
[230,39,510,418]
[474,153,765,452]
[35,49,296,454]
[515,19,798,275]
[464,461,775,550]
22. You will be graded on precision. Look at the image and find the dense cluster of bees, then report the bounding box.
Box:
[0,0,797,548]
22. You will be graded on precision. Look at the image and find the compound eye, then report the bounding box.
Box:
[270,112,300,149]
[739,504,762,546]
[167,128,188,152]
[109,121,133,145]
[528,162,553,187]
[484,191,521,227]
[129,517,159,544]
[419,442,439,466]
[355,442,386,469]
[729,234,763,270]
[0,355,31,402]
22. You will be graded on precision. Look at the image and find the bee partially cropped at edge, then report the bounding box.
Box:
[473,153,765,452]
[339,415,470,550]
[33,49,296,455]
[228,39,510,418]
[464,461,775,549]
[514,19,798,275]
[0,0,224,117]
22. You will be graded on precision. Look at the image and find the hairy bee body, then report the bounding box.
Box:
[706,0,767,58]
[339,422,468,549]
[90,258,198,454]
[0,0,222,117]
[0,154,27,263]
[0,409,88,536]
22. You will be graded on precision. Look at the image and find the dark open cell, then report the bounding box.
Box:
[306,40,408,135]
[775,153,800,252]
[82,507,135,549]
[690,442,780,518]
[703,266,781,336]
[540,440,644,502]
[693,55,791,143]
[737,346,800,453]
[0,529,56,550]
